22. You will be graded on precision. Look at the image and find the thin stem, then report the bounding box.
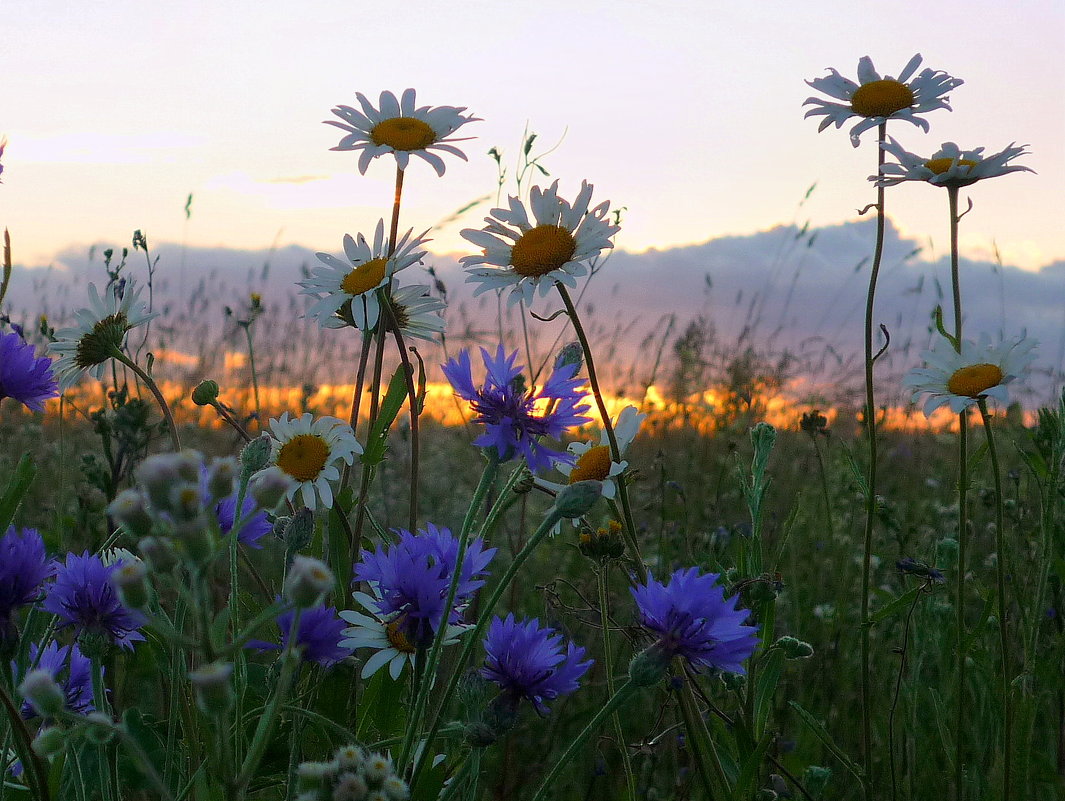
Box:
[979,399,1013,801]
[811,434,835,540]
[242,324,261,430]
[858,121,888,800]
[380,291,421,531]
[596,566,637,801]
[949,187,962,340]
[555,282,645,582]
[341,331,374,490]
[0,680,50,801]
[91,659,117,801]
[889,584,926,801]
[111,350,181,451]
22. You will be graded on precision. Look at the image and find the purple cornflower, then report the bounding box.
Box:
[18,641,95,718]
[0,331,60,412]
[249,603,353,667]
[354,523,495,649]
[0,527,56,643]
[442,346,591,473]
[42,552,146,651]
[631,568,759,675]
[215,493,272,548]
[480,614,592,716]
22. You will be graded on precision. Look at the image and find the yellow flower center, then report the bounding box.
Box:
[947,363,1004,398]
[370,117,437,151]
[386,621,416,654]
[276,434,330,482]
[75,312,129,368]
[510,225,577,278]
[924,157,979,175]
[850,79,915,118]
[569,445,612,483]
[340,258,388,296]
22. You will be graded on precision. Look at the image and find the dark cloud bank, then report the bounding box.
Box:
[6,218,1063,406]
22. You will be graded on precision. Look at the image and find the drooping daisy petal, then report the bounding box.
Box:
[874,137,1034,189]
[265,412,361,511]
[804,54,963,147]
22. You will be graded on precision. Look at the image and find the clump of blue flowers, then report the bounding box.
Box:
[631,567,759,677]
[443,346,591,473]
[0,527,56,645]
[0,331,59,412]
[18,641,95,719]
[43,552,146,652]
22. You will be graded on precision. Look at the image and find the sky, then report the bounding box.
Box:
[2,0,1064,272]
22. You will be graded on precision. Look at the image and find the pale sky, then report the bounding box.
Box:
[2,0,1063,270]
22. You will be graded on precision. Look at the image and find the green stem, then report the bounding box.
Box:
[91,659,117,801]
[409,506,566,791]
[555,282,645,581]
[597,566,637,800]
[111,350,181,451]
[242,323,261,430]
[0,680,50,801]
[857,121,888,801]
[676,679,729,799]
[530,680,639,801]
[978,399,1012,801]
[341,331,374,491]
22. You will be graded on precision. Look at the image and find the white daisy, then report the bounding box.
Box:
[301,221,429,332]
[804,54,962,147]
[874,138,1033,189]
[903,333,1037,417]
[325,88,480,176]
[338,592,465,680]
[48,280,158,390]
[461,180,619,307]
[266,412,362,510]
[386,284,446,344]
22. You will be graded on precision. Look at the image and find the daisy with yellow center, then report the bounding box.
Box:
[48,280,158,390]
[266,412,361,510]
[325,88,480,176]
[461,180,620,307]
[804,54,962,147]
[874,137,1033,189]
[903,332,1037,417]
[301,220,429,332]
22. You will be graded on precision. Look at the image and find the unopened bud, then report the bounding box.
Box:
[382,775,410,800]
[554,342,584,374]
[18,670,65,718]
[191,379,220,406]
[334,744,365,772]
[249,467,293,510]
[363,752,393,784]
[189,661,234,716]
[773,635,814,660]
[284,556,334,608]
[136,453,184,510]
[627,644,670,687]
[206,458,238,501]
[172,519,216,564]
[296,759,337,791]
[333,771,369,800]
[32,725,66,758]
[83,712,114,745]
[108,490,153,538]
[552,480,603,519]
[282,508,315,553]
[138,536,178,572]
[240,434,273,474]
[168,482,204,522]
[111,560,150,609]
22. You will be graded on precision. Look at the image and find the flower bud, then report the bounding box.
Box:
[136,453,185,510]
[773,635,814,660]
[627,644,671,687]
[190,661,234,716]
[334,744,365,772]
[138,536,178,572]
[172,518,216,564]
[32,725,66,758]
[206,458,238,501]
[296,760,336,792]
[18,670,66,718]
[191,379,220,406]
[363,752,393,784]
[382,775,410,800]
[552,480,603,519]
[554,342,584,374]
[168,482,204,522]
[240,434,273,474]
[111,560,150,609]
[333,771,369,801]
[108,490,153,539]
[281,508,315,553]
[284,556,334,608]
[83,712,115,744]
[463,721,498,748]
[249,467,293,510]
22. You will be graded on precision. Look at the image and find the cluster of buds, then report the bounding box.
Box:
[578,519,625,561]
[294,744,409,801]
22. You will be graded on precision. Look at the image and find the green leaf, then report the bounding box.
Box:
[362,367,410,466]
[754,649,785,736]
[788,701,864,784]
[0,452,35,532]
[356,666,406,742]
[863,586,923,629]
[841,446,869,500]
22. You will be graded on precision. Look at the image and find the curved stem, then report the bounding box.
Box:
[555,282,645,581]
[112,350,181,451]
[978,399,1012,801]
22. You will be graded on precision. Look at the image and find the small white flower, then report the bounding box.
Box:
[386,284,446,344]
[804,54,962,147]
[903,333,1037,417]
[461,180,619,307]
[48,280,158,390]
[538,406,646,501]
[325,88,480,176]
[874,138,1033,189]
[301,221,429,332]
[100,547,141,567]
[266,413,361,510]
[338,591,465,680]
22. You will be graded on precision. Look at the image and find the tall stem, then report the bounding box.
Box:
[858,121,888,800]
[597,566,637,800]
[242,323,261,431]
[555,282,645,581]
[341,331,374,490]
[112,350,181,451]
[978,399,1012,801]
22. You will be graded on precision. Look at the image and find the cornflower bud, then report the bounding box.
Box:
[552,480,603,519]
[773,635,814,660]
[240,434,273,474]
[32,725,66,758]
[111,560,150,609]
[18,670,65,718]
[108,490,153,539]
[284,556,334,608]
[206,458,238,501]
[191,379,220,406]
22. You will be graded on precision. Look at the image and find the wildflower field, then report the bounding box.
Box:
[1,58,1063,801]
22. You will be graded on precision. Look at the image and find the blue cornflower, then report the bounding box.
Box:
[0,331,59,412]
[442,346,591,473]
[42,552,146,651]
[631,567,759,675]
[0,527,56,643]
[480,614,592,716]
[215,492,272,548]
[249,603,353,667]
[352,524,495,649]
[18,641,95,719]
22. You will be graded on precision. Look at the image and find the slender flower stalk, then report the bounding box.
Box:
[597,566,637,800]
